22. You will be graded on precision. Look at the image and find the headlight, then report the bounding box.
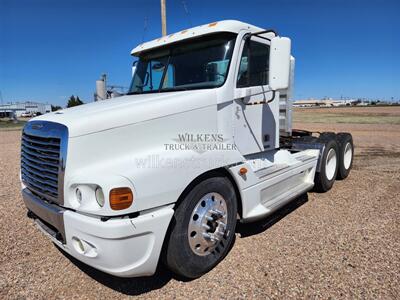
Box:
[75,188,82,203]
[95,187,105,207]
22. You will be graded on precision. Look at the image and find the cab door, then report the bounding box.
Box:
[233,36,279,155]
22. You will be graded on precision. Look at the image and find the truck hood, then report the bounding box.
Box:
[34,90,217,137]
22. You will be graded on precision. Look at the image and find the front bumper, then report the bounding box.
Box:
[22,188,174,277]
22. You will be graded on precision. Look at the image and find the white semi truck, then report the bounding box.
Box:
[21,20,354,279]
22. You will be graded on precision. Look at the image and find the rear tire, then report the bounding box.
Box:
[336,133,354,179]
[319,131,336,140]
[314,137,339,192]
[164,176,237,279]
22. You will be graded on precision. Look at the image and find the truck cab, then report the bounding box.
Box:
[20,20,353,279]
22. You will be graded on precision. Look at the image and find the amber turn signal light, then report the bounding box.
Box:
[239,167,248,175]
[109,187,133,210]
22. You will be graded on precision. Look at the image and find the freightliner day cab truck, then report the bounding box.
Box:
[21,20,354,279]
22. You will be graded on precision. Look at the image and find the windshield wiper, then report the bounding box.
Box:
[159,87,190,92]
[126,90,159,95]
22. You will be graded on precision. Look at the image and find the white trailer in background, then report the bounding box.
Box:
[20,20,354,279]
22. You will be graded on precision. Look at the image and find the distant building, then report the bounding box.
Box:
[293,99,357,107]
[292,100,320,107]
[0,102,52,117]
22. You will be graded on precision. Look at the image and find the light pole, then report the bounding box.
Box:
[161,0,167,36]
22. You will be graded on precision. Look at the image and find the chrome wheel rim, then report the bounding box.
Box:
[188,192,228,256]
[325,148,337,181]
[343,142,352,169]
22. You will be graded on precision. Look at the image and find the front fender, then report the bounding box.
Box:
[62,104,243,216]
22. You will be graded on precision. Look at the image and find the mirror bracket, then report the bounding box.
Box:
[243,29,278,42]
[250,29,278,41]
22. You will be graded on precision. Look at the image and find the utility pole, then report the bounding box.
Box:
[161,0,167,36]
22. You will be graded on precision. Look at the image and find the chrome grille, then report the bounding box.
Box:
[21,121,68,204]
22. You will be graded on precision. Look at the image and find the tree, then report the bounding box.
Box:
[51,105,62,111]
[67,95,84,108]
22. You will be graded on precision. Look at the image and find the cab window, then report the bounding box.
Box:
[237,39,270,88]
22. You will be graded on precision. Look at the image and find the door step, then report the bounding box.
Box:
[254,164,289,178]
[294,154,315,162]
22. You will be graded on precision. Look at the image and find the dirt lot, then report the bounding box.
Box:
[1,106,399,299]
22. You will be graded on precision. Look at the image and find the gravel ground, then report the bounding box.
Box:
[1,120,399,299]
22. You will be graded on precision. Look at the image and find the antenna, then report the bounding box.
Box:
[141,1,150,43]
[142,16,148,42]
[181,0,192,27]
[161,0,167,36]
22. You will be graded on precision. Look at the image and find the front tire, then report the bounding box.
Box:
[164,176,237,279]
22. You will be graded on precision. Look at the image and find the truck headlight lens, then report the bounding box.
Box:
[75,188,82,203]
[95,187,105,207]
[109,187,133,210]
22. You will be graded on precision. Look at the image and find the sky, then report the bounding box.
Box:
[0,0,399,106]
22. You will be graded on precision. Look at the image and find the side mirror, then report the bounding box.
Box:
[269,37,291,90]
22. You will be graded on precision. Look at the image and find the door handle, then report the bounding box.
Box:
[243,90,276,106]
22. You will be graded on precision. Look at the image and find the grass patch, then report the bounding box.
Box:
[0,119,27,130]
[293,113,400,124]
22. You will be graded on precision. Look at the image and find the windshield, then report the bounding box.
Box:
[128,33,237,94]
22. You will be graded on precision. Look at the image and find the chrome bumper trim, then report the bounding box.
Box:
[22,188,66,243]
